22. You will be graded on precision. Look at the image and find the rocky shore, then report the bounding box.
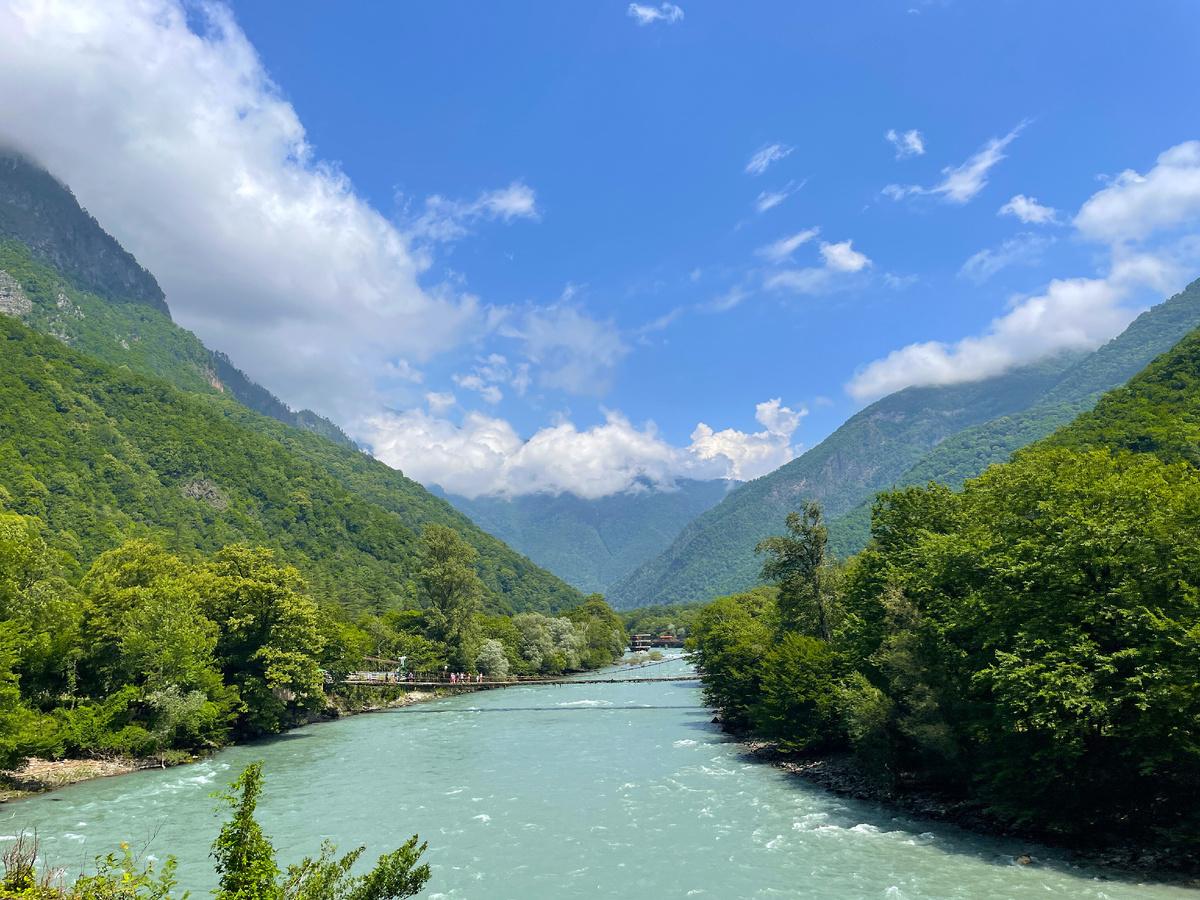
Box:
[1,688,443,803]
[738,738,1199,886]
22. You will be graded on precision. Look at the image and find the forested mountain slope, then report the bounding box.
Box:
[827,277,1200,554]
[442,478,733,594]
[607,358,1077,608]
[0,287,579,616]
[0,150,351,446]
[611,279,1200,608]
[0,151,582,614]
[1041,318,1200,460]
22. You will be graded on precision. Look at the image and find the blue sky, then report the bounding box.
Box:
[2,0,1199,497]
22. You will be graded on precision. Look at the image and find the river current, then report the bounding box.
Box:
[2,656,1191,898]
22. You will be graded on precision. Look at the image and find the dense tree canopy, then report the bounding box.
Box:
[692,444,1200,846]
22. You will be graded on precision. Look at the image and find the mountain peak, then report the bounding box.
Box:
[0,148,168,315]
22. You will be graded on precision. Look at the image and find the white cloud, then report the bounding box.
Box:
[426,391,457,413]
[756,228,820,263]
[755,189,788,213]
[385,359,424,384]
[746,143,793,176]
[854,139,1200,401]
[764,240,872,294]
[754,178,804,213]
[636,306,685,338]
[0,0,483,420]
[764,268,837,294]
[754,397,803,435]
[959,233,1053,283]
[999,194,1059,225]
[848,249,1189,401]
[704,285,751,313]
[883,272,919,290]
[884,122,1026,204]
[502,305,629,395]
[365,398,804,498]
[820,240,871,273]
[688,398,806,481]
[409,181,539,243]
[627,3,684,25]
[451,353,535,404]
[886,128,926,159]
[453,373,503,405]
[1075,141,1200,243]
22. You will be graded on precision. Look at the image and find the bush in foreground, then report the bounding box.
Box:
[1,763,430,899]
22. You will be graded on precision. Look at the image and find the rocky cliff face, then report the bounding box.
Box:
[0,150,169,314]
[0,269,30,317]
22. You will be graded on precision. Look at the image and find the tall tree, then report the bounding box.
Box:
[202,545,326,735]
[417,525,483,670]
[756,502,833,639]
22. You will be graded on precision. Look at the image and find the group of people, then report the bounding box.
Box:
[447,671,484,684]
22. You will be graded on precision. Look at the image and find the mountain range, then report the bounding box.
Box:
[440,478,733,595]
[607,277,1200,608]
[7,147,1200,619]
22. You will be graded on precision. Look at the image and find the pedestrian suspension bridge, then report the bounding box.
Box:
[343,674,698,688]
[342,654,697,690]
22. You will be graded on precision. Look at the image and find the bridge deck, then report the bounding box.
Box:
[342,675,699,688]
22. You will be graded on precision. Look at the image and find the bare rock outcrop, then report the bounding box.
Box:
[0,269,31,317]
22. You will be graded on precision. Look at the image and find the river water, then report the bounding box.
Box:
[2,656,1191,898]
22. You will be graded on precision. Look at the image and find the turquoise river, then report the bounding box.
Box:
[2,656,1193,899]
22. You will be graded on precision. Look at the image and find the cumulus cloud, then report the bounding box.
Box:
[1075,141,1200,243]
[820,240,871,273]
[999,194,1059,225]
[366,399,805,498]
[959,232,1054,283]
[764,240,872,294]
[0,1,512,420]
[689,398,806,481]
[884,122,1026,204]
[848,249,1189,401]
[627,2,684,25]
[746,143,793,176]
[886,128,926,159]
[756,228,820,263]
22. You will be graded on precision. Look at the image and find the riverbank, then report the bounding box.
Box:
[0,687,444,803]
[740,739,1200,885]
[0,757,161,802]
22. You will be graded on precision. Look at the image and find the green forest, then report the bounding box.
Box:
[0,494,626,769]
[689,324,1200,853]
